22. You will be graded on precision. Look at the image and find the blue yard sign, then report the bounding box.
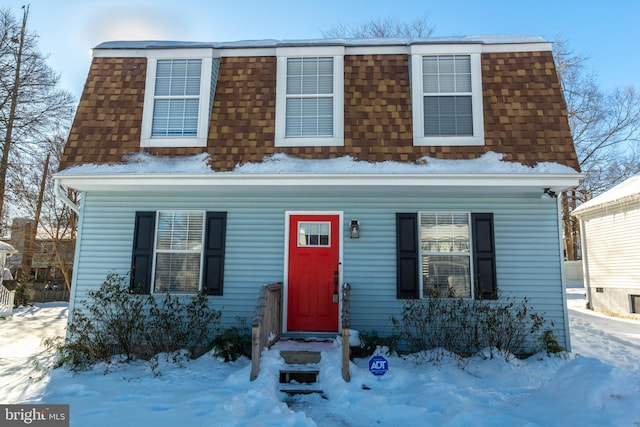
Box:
[368,354,389,376]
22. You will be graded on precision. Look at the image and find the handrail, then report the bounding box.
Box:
[341,282,351,382]
[250,282,282,381]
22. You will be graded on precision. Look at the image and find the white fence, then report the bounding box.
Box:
[564,260,584,284]
[0,285,15,317]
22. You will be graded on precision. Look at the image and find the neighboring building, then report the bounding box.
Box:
[0,218,74,284]
[55,36,581,350]
[573,174,640,318]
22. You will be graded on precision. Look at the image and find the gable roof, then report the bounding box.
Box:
[573,174,640,216]
[59,36,579,174]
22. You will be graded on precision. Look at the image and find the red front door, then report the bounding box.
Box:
[287,214,340,332]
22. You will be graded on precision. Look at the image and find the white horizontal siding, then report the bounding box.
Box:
[582,205,640,316]
[70,189,567,346]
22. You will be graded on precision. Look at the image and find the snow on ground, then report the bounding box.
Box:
[1,289,639,427]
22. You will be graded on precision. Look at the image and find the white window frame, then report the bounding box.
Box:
[411,46,484,146]
[275,46,344,147]
[151,210,206,294]
[297,221,332,247]
[141,49,214,148]
[418,211,474,299]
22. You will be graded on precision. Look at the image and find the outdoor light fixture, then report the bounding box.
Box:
[350,219,360,239]
[542,188,557,199]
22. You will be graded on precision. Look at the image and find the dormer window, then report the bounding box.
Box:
[141,50,215,148]
[151,59,202,137]
[275,47,344,147]
[411,49,484,146]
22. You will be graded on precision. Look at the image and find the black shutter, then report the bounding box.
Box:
[202,212,227,296]
[130,211,156,294]
[472,213,497,300]
[396,213,420,299]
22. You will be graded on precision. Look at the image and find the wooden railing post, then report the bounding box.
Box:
[341,282,351,382]
[250,283,282,381]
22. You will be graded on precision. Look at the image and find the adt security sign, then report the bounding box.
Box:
[368,354,389,376]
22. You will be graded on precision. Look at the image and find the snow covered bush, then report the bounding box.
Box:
[393,293,560,362]
[55,273,222,370]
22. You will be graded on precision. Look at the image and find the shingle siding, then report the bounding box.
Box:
[60,51,579,172]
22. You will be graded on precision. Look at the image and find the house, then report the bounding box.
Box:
[55,36,581,351]
[0,218,74,285]
[573,174,640,318]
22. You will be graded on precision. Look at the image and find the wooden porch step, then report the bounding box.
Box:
[279,382,326,397]
[280,350,321,365]
[279,365,319,384]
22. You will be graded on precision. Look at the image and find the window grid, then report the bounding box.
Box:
[152,59,202,137]
[422,55,473,137]
[285,57,334,137]
[298,222,331,247]
[419,212,472,298]
[154,211,205,294]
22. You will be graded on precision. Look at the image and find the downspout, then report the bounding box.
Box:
[578,217,592,310]
[54,179,79,214]
[556,195,572,353]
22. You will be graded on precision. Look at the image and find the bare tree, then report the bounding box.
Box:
[0,6,75,233]
[9,134,76,290]
[555,36,640,259]
[322,15,435,39]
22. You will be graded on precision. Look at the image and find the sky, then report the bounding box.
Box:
[7,0,640,102]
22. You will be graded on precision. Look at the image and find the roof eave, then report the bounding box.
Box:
[54,172,583,193]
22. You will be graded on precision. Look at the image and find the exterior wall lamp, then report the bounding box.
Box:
[349,219,360,239]
[542,188,557,199]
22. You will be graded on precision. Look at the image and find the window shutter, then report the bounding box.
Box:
[396,213,420,299]
[471,213,497,300]
[202,212,227,296]
[130,212,156,294]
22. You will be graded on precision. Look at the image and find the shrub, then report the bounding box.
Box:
[211,318,251,362]
[358,330,400,356]
[55,273,222,370]
[143,291,221,358]
[13,280,33,307]
[393,292,554,362]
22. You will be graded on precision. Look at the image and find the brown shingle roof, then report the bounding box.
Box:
[60,50,579,172]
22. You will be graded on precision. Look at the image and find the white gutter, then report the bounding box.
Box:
[53,172,583,193]
[54,179,80,214]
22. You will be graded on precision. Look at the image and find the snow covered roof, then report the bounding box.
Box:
[94,35,548,51]
[54,152,582,194]
[57,152,577,176]
[0,241,16,253]
[573,174,640,216]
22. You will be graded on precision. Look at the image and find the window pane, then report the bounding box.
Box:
[155,253,200,294]
[423,96,473,136]
[422,255,471,298]
[287,76,302,95]
[438,56,455,73]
